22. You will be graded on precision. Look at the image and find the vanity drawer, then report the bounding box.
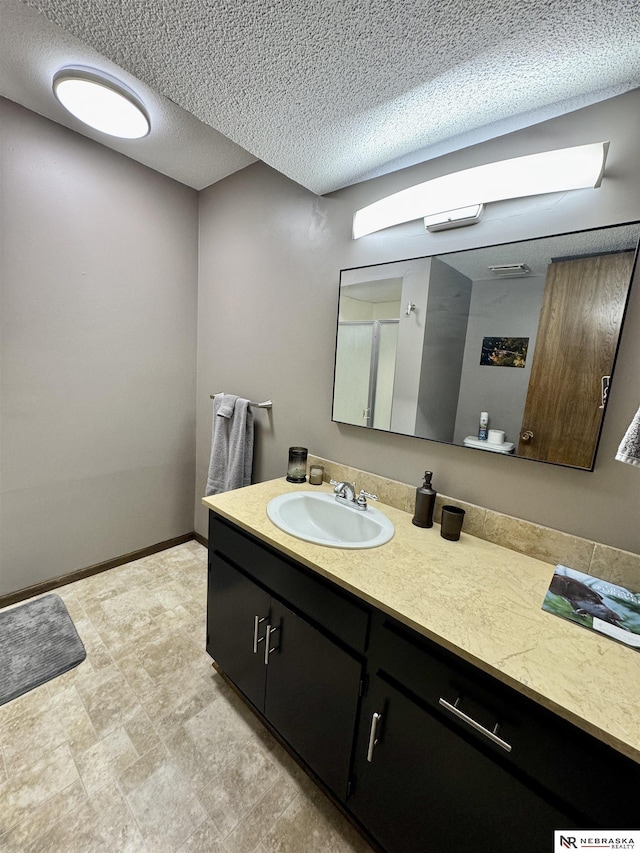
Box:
[370,612,640,827]
[209,512,370,653]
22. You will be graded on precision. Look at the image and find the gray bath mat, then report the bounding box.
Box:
[0,593,86,706]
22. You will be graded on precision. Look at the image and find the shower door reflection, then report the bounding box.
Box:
[333,320,398,429]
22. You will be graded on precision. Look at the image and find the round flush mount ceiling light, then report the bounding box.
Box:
[52,66,150,139]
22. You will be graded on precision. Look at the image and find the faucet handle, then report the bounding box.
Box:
[356,489,378,509]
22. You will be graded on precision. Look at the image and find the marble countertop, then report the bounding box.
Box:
[203,479,640,764]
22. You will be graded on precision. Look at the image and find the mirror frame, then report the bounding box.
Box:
[332,222,640,470]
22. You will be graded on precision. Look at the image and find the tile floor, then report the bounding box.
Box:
[0,542,374,853]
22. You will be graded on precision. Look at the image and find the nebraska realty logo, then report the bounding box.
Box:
[554,831,639,850]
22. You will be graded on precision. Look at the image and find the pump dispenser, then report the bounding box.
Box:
[478,412,489,440]
[412,471,436,528]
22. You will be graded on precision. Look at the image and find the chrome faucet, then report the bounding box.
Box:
[331,480,357,503]
[330,480,378,510]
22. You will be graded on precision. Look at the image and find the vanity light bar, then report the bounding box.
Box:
[352,142,609,239]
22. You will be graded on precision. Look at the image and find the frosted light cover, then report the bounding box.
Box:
[53,69,150,139]
[353,142,608,239]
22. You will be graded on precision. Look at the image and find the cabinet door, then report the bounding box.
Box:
[207,554,270,711]
[350,675,576,853]
[264,598,362,799]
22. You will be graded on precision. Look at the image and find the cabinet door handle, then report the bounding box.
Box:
[438,697,512,752]
[253,616,266,654]
[366,711,382,763]
[264,623,280,665]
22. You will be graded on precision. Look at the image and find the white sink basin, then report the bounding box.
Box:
[267,491,394,549]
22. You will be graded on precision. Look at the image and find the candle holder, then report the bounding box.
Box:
[286,447,308,483]
[309,464,324,485]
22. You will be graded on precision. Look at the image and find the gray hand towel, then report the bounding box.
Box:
[616,405,640,467]
[206,394,255,495]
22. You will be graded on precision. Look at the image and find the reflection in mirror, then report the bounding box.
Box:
[333,223,640,469]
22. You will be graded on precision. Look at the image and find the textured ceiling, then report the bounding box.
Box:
[0,0,256,189]
[3,0,640,193]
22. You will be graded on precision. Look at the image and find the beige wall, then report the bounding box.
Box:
[0,98,199,596]
[2,87,639,598]
[196,90,640,554]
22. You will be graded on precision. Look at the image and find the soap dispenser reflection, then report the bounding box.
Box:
[412,471,436,528]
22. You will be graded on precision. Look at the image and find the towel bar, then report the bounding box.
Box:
[210,394,272,409]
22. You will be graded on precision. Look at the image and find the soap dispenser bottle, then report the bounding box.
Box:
[412,471,436,528]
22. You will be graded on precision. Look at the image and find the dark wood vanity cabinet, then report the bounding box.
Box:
[207,552,270,708]
[350,673,575,853]
[350,614,578,852]
[206,513,368,798]
[206,511,640,853]
[350,612,640,852]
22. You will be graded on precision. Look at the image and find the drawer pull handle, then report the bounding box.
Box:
[253,616,266,654]
[366,711,382,763]
[264,623,280,665]
[438,697,512,753]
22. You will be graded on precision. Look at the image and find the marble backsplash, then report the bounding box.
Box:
[308,455,640,591]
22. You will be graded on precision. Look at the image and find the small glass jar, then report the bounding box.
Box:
[309,464,324,485]
[286,447,308,483]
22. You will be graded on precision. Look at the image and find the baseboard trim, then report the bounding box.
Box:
[193,532,208,548]
[0,533,196,610]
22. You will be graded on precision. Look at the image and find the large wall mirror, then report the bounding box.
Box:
[333,223,640,469]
